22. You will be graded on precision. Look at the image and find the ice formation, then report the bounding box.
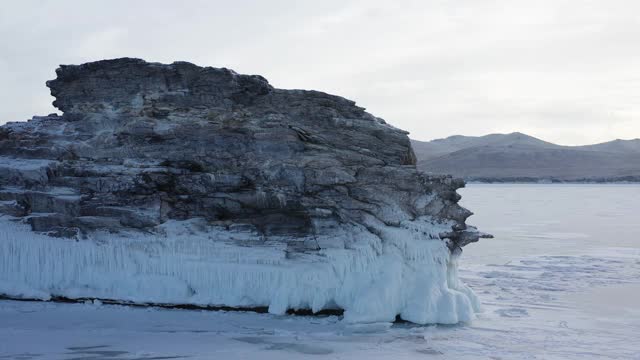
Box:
[0,218,480,324]
[0,58,487,324]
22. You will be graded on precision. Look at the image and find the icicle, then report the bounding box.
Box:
[0,217,478,324]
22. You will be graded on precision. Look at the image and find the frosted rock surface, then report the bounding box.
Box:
[0,58,486,323]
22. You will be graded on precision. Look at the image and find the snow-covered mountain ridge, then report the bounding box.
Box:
[412,133,640,182]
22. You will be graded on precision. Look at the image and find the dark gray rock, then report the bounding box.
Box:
[0,58,484,250]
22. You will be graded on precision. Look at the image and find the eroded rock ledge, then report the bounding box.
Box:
[0,58,488,324]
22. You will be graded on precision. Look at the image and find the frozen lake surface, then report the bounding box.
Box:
[1,184,639,359]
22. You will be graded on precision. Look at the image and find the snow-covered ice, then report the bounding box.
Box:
[0,215,478,325]
[1,184,639,359]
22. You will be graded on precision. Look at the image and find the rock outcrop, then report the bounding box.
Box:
[0,58,487,324]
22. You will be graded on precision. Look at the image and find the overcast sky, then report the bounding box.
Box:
[1,0,638,145]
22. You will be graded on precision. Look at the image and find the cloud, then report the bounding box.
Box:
[1,0,638,145]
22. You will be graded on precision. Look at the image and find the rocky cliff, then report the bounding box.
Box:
[0,58,486,324]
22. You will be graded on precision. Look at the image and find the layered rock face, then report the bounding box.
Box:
[0,58,486,324]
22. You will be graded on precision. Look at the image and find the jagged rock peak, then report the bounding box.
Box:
[47,58,273,114]
[45,58,366,124]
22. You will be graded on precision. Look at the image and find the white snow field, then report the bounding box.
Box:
[1,184,639,359]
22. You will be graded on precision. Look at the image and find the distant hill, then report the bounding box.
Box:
[411,133,640,182]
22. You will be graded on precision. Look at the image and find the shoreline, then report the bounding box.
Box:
[465,181,640,185]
